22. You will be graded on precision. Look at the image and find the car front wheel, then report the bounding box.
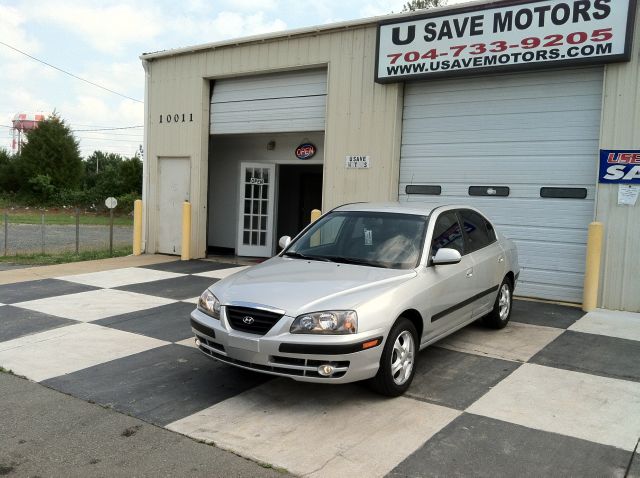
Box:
[370,317,418,397]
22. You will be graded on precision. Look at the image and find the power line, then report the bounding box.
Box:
[72,125,144,132]
[76,136,141,143]
[0,40,143,103]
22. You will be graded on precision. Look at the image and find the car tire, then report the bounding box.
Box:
[482,277,513,329]
[370,317,418,397]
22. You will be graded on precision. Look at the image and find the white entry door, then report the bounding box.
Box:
[158,157,190,255]
[237,163,276,257]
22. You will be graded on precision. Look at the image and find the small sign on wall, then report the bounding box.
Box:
[346,156,371,169]
[618,185,640,206]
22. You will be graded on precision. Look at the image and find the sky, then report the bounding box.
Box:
[0,0,469,158]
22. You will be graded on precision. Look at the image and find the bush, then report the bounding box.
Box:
[28,175,56,201]
[116,192,140,214]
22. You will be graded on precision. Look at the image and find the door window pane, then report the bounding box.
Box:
[431,212,464,255]
[460,209,492,253]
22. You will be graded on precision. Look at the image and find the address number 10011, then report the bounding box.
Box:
[159,113,194,124]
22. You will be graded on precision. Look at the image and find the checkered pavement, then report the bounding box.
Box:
[0,260,638,477]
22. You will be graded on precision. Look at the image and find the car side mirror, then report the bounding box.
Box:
[279,235,292,249]
[432,248,462,265]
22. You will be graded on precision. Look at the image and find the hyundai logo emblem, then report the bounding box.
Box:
[242,316,255,325]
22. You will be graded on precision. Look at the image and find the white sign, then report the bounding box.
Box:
[346,155,371,169]
[618,184,640,206]
[105,197,118,209]
[376,0,635,82]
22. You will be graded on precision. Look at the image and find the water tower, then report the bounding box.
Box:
[12,113,46,153]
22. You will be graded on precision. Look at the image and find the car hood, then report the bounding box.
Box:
[210,256,416,317]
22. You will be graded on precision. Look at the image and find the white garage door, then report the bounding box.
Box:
[400,67,603,303]
[211,69,326,135]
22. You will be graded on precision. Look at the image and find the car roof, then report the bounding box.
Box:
[332,201,439,216]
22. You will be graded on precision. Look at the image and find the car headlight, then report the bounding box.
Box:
[198,289,221,319]
[290,311,357,334]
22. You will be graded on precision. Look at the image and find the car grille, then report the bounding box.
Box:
[225,306,283,335]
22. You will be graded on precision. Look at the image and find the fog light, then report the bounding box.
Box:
[195,338,201,347]
[318,364,335,376]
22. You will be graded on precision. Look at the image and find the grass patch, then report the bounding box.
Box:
[0,247,133,266]
[1,211,133,226]
[0,366,14,374]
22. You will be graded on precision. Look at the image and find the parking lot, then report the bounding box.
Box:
[0,258,639,477]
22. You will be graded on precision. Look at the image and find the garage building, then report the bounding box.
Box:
[140,0,640,311]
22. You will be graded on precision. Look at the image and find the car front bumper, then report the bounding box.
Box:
[190,308,386,384]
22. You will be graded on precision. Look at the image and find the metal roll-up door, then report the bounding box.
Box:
[400,67,603,303]
[210,69,327,134]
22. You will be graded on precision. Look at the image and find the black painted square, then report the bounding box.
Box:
[389,414,630,478]
[140,260,240,274]
[94,302,196,342]
[0,305,78,342]
[408,347,520,410]
[511,299,584,329]
[43,344,271,426]
[115,275,215,300]
[0,279,98,305]
[530,330,640,382]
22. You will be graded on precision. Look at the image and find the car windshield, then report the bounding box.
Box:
[284,211,428,269]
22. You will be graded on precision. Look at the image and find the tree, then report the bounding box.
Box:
[0,148,20,193]
[119,156,143,195]
[402,0,447,11]
[18,114,83,195]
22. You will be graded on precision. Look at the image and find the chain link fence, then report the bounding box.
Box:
[1,209,133,257]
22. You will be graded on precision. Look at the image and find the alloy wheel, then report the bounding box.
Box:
[391,330,415,385]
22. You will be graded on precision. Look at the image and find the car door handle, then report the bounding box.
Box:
[466,269,473,278]
[498,256,505,263]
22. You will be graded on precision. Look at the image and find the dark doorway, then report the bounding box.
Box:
[276,164,323,245]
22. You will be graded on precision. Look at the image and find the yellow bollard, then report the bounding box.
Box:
[181,201,191,261]
[310,209,322,223]
[132,199,143,256]
[582,221,604,312]
[310,209,322,247]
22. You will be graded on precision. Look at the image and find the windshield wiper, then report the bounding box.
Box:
[283,251,332,262]
[323,256,387,268]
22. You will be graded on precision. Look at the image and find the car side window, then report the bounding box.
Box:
[459,209,493,253]
[486,220,497,243]
[431,211,464,256]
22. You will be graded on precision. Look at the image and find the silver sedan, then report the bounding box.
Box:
[191,202,519,396]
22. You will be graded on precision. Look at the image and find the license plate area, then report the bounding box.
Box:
[227,334,260,352]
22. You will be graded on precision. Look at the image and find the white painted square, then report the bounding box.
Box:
[438,321,563,363]
[194,266,249,280]
[58,267,185,288]
[182,297,199,305]
[569,309,640,342]
[14,289,176,322]
[467,363,640,451]
[175,337,197,349]
[0,323,168,382]
[168,379,460,478]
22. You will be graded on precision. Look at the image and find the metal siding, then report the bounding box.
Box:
[597,5,640,312]
[145,25,404,256]
[210,69,327,134]
[400,67,604,303]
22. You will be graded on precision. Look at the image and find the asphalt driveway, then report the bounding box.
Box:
[0,259,638,477]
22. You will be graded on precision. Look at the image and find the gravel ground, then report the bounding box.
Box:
[0,223,132,255]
